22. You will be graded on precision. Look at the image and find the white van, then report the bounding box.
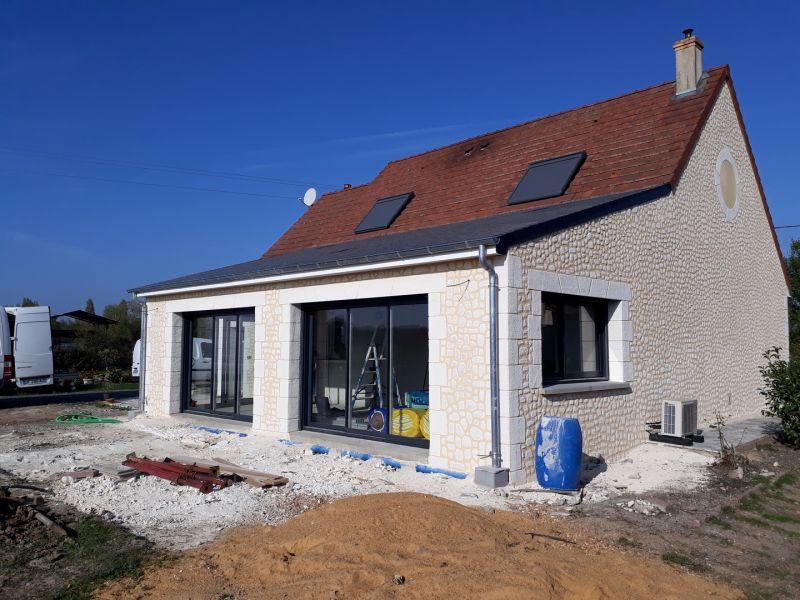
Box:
[131,339,141,378]
[0,306,54,390]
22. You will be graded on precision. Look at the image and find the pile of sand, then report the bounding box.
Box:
[97,493,740,599]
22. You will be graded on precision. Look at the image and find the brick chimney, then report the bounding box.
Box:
[673,28,704,95]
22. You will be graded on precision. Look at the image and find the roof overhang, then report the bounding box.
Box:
[133,247,499,298]
[130,184,671,298]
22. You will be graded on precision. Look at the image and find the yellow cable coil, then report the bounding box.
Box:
[391,408,420,437]
[419,410,430,439]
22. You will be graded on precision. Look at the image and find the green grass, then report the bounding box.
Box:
[49,519,156,600]
[761,511,800,525]
[730,513,800,538]
[706,515,733,530]
[761,489,799,505]
[617,536,641,548]
[661,551,706,572]
[739,493,764,511]
[744,585,775,600]
[750,474,773,485]
[774,473,798,489]
[89,402,132,411]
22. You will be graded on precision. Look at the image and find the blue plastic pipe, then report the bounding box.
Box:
[415,464,467,479]
[341,450,371,461]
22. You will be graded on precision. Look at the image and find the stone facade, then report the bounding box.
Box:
[141,82,787,483]
[142,259,494,474]
[506,82,788,480]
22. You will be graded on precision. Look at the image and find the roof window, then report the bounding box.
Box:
[507,151,586,205]
[354,192,414,234]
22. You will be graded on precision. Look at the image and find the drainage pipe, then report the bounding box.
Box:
[138,300,147,412]
[478,244,501,469]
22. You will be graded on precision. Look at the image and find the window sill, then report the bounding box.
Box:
[541,381,632,396]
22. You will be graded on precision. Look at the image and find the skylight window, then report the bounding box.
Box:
[507,151,587,205]
[354,192,415,234]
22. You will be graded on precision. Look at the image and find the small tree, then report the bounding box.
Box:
[759,347,800,448]
[85,298,95,314]
[20,297,39,307]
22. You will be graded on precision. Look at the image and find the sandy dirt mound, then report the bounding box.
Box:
[98,492,741,600]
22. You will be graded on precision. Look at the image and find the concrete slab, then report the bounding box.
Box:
[170,413,253,436]
[694,415,781,453]
[290,430,429,464]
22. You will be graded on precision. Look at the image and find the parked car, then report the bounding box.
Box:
[0,305,54,391]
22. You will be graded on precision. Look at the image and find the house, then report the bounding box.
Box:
[130,32,789,486]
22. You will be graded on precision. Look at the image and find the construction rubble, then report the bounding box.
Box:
[0,405,715,549]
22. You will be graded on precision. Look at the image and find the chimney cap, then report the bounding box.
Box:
[682,28,694,38]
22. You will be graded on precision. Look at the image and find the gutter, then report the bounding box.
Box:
[133,247,499,298]
[475,244,510,488]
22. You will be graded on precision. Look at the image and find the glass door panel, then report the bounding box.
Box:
[310,308,348,428]
[390,302,429,440]
[238,315,255,417]
[303,298,428,446]
[349,306,389,433]
[188,316,213,411]
[213,315,238,414]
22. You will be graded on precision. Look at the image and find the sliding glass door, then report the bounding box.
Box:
[303,296,429,447]
[183,309,255,421]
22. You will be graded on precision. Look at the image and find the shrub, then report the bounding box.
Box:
[104,368,125,384]
[759,347,800,448]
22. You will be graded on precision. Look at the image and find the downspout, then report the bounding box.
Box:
[138,300,147,413]
[475,245,508,487]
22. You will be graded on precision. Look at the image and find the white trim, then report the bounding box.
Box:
[715,147,740,222]
[136,248,496,298]
[278,272,446,304]
[527,269,634,389]
[162,291,266,313]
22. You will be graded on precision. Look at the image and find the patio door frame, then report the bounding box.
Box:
[300,295,429,448]
[180,308,255,422]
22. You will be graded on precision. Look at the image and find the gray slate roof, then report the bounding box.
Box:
[129,184,668,295]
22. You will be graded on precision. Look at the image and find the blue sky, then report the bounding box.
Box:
[2,1,799,312]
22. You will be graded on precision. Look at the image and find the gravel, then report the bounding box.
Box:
[0,412,716,548]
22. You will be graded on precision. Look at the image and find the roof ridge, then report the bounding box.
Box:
[381,65,729,167]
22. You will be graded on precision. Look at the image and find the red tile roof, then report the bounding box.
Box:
[266,67,731,257]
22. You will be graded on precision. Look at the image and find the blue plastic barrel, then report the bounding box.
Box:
[535,415,583,491]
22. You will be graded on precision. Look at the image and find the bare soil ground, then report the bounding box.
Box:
[0,469,162,600]
[97,492,740,600]
[566,441,800,599]
[1,401,797,598]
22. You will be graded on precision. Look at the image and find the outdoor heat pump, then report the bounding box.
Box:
[661,399,698,438]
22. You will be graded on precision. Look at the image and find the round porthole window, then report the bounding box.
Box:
[715,148,740,221]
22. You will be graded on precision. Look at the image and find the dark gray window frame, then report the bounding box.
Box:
[508,151,587,205]
[541,292,608,385]
[300,295,430,448]
[354,192,415,234]
[180,308,255,423]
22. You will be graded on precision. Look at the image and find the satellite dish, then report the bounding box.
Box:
[302,187,317,207]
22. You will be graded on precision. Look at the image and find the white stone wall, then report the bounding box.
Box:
[141,82,787,482]
[508,82,788,479]
[142,260,493,473]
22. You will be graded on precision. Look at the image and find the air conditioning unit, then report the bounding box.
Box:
[661,399,698,438]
